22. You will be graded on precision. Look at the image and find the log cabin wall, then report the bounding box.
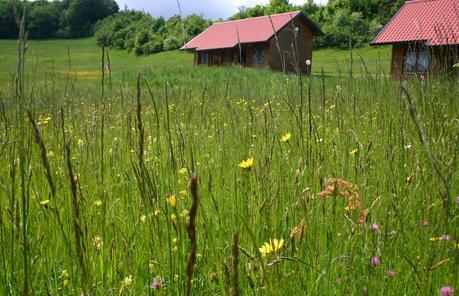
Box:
[267,18,314,74]
[391,43,458,78]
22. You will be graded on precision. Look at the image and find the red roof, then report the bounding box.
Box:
[182,11,323,51]
[372,0,459,46]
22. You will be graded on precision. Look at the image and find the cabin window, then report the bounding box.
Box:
[404,47,429,73]
[252,48,264,65]
[198,53,209,65]
[294,26,300,37]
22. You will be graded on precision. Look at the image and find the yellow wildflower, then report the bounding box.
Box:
[171,214,177,222]
[238,157,254,170]
[179,190,187,198]
[119,275,133,293]
[178,167,188,175]
[179,209,189,218]
[154,209,161,216]
[39,199,50,206]
[60,269,69,286]
[168,195,177,208]
[92,235,103,251]
[93,200,102,207]
[259,238,284,256]
[140,215,146,223]
[280,133,291,142]
[350,148,358,155]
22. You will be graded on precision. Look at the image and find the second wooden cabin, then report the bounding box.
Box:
[181,11,324,74]
[371,0,459,78]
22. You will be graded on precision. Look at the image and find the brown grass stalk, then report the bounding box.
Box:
[186,174,199,296]
[27,110,73,257]
[231,230,239,296]
[61,108,89,296]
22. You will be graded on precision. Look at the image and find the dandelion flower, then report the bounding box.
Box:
[238,157,254,170]
[168,195,177,208]
[39,199,50,206]
[259,238,284,256]
[280,133,291,143]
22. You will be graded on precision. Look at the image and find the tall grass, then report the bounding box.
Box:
[0,36,457,295]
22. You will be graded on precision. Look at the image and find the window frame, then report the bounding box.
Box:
[198,52,209,65]
[252,48,264,65]
[403,46,430,74]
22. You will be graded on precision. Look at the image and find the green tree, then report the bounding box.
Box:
[59,0,119,38]
[266,0,292,14]
[28,2,61,38]
[0,0,20,39]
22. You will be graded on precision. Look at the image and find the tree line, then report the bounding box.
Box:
[0,0,119,39]
[0,0,405,53]
[94,11,212,55]
[231,0,405,49]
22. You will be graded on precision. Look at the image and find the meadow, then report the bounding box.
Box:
[0,38,458,295]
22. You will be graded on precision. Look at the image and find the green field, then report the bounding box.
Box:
[0,38,391,84]
[0,38,457,295]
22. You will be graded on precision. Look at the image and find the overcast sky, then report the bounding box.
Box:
[115,0,328,20]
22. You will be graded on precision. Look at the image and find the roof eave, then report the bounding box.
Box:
[371,40,437,46]
[297,12,324,36]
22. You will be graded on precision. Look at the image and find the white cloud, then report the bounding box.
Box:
[115,0,327,20]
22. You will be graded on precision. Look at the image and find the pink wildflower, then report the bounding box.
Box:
[370,256,381,267]
[439,286,454,296]
[150,277,164,290]
[441,234,451,241]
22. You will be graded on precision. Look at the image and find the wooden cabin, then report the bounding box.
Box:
[181,11,324,74]
[371,0,459,78]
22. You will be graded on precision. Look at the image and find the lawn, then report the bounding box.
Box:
[0,38,457,295]
[0,38,391,85]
